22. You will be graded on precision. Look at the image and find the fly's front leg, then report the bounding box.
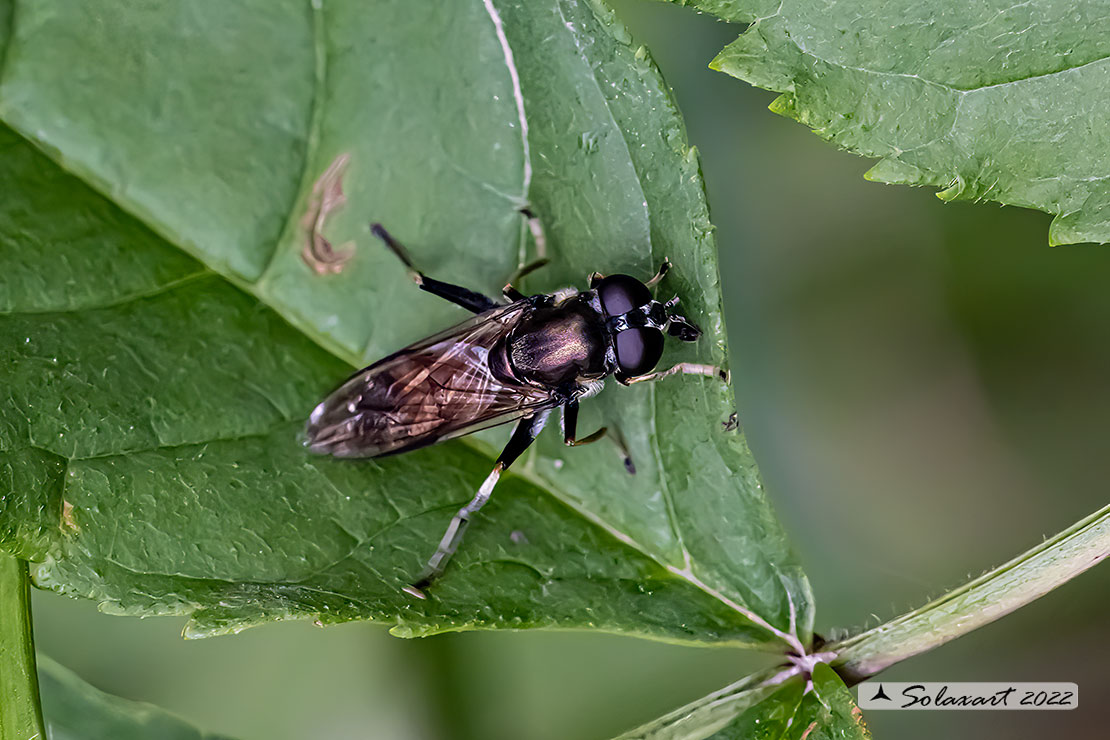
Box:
[562,399,635,474]
[622,363,730,385]
[503,208,550,302]
[588,259,670,289]
[505,257,548,292]
[403,409,551,598]
[502,262,545,302]
[644,258,671,288]
[520,206,548,261]
[371,223,499,314]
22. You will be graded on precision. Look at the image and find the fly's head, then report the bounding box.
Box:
[594,273,702,384]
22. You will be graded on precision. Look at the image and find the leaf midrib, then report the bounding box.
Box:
[549,0,694,573]
[552,4,805,650]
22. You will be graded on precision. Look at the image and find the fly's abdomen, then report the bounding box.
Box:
[304,301,559,460]
[303,367,412,457]
[303,344,511,458]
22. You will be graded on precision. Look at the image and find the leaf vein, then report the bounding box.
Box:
[785,31,1110,95]
[0,270,213,317]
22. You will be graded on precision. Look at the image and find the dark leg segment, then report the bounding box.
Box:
[562,401,635,474]
[508,257,549,286]
[503,285,527,302]
[503,258,548,303]
[371,223,499,314]
[404,410,551,597]
[562,399,606,446]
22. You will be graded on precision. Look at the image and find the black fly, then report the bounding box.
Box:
[303,223,727,597]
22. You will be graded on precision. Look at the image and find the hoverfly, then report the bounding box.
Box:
[304,223,727,597]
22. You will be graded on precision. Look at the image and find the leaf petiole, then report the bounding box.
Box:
[0,555,46,740]
[611,504,1109,739]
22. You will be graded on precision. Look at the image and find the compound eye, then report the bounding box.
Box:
[597,274,652,317]
[615,328,664,377]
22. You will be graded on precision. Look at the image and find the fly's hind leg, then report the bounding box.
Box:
[403,410,552,598]
[371,223,499,313]
[561,399,635,474]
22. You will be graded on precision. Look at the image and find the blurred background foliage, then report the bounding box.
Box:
[31,2,1109,738]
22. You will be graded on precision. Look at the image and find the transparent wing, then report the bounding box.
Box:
[304,302,556,457]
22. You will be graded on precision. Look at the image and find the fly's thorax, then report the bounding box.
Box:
[506,296,611,387]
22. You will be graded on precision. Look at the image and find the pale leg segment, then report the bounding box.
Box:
[404,410,551,597]
[625,362,730,385]
[402,463,504,598]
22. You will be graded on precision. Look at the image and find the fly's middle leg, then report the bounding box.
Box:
[561,400,635,474]
[503,208,551,302]
[403,409,551,598]
[370,223,499,313]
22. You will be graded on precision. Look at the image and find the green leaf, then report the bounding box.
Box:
[0,0,809,647]
[613,663,870,740]
[666,0,1110,246]
[777,665,870,740]
[38,655,234,740]
[710,680,803,740]
[613,666,790,739]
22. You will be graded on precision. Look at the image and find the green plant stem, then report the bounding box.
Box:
[830,503,1110,684]
[0,555,46,740]
[608,504,1109,740]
